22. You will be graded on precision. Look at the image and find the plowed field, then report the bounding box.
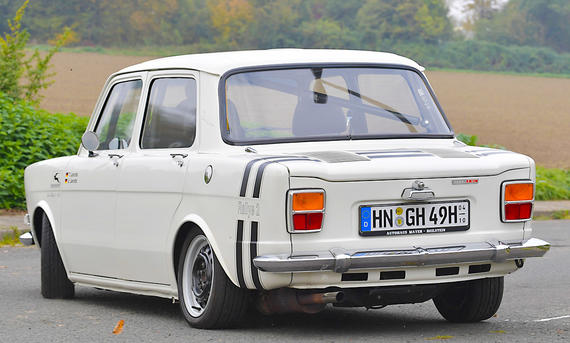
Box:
[39,52,570,167]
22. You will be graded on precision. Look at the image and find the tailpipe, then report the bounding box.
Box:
[257,288,344,314]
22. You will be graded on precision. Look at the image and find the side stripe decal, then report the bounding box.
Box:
[250,221,263,290]
[252,158,314,198]
[235,220,246,288]
[240,156,281,197]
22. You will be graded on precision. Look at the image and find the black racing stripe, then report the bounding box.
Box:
[240,156,282,197]
[250,221,263,290]
[252,158,317,198]
[367,153,432,159]
[235,220,246,288]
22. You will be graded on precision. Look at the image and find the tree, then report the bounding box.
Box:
[474,0,569,52]
[357,0,452,48]
[209,0,255,48]
[0,1,71,103]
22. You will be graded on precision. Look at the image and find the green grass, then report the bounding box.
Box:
[534,210,570,221]
[536,167,570,201]
[30,43,220,57]
[0,227,23,247]
[427,67,570,79]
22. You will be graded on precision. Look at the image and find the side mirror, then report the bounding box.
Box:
[81,131,100,157]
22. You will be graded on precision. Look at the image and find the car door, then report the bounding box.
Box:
[114,71,198,284]
[59,74,146,278]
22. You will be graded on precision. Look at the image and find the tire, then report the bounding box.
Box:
[433,277,503,323]
[177,231,249,329]
[41,213,75,299]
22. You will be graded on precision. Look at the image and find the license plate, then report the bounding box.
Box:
[359,201,470,236]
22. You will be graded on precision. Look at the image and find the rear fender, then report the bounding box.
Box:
[170,214,239,287]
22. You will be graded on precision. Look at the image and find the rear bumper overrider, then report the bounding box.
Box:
[253,238,550,273]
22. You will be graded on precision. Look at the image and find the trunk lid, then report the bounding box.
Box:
[281,146,531,181]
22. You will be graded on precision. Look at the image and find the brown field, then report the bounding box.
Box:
[40,52,570,168]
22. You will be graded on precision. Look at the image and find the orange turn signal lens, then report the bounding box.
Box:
[505,183,534,201]
[292,192,324,211]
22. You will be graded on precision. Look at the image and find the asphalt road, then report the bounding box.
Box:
[1,220,569,342]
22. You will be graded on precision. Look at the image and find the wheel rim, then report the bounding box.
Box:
[182,235,214,317]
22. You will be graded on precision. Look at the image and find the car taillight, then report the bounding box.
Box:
[501,181,534,222]
[288,190,325,232]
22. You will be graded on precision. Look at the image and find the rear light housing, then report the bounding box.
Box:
[501,180,534,222]
[288,189,325,233]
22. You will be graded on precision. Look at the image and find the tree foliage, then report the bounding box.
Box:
[0,1,71,104]
[3,0,454,49]
[474,0,570,53]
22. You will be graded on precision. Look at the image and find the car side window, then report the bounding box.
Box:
[141,78,197,149]
[95,80,142,150]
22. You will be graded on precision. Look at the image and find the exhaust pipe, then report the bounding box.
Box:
[257,288,344,314]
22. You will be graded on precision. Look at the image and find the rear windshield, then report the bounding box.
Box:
[222,67,452,144]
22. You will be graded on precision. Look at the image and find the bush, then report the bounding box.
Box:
[535,167,570,201]
[0,92,88,209]
[385,40,570,75]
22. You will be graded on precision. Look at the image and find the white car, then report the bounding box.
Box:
[22,49,550,329]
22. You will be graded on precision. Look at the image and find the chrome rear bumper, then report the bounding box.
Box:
[19,232,34,246]
[253,238,550,273]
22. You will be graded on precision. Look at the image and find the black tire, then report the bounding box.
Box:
[41,213,75,299]
[433,277,503,323]
[177,230,249,329]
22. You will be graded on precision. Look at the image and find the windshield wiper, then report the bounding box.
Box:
[320,79,419,133]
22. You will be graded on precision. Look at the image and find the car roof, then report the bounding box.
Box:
[116,49,424,76]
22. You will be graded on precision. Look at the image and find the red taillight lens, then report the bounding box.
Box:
[505,203,533,220]
[292,213,323,231]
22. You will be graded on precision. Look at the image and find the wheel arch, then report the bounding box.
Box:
[30,201,57,247]
[171,214,239,288]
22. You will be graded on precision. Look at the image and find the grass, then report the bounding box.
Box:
[536,167,570,201]
[30,43,218,57]
[428,67,570,79]
[534,210,570,221]
[0,227,23,247]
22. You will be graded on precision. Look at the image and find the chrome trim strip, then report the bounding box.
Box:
[253,238,550,273]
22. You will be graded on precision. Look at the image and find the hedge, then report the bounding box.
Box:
[0,92,88,208]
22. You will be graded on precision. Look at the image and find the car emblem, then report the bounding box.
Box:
[452,178,479,185]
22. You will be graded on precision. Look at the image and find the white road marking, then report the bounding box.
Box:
[534,315,570,322]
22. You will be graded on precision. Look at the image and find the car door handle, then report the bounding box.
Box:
[170,153,188,158]
[108,153,123,167]
[170,153,188,167]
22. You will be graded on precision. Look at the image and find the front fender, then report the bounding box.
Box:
[31,200,58,246]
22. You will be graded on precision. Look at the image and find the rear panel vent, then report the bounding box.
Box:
[469,264,491,274]
[380,271,406,280]
[341,273,368,281]
[436,267,460,276]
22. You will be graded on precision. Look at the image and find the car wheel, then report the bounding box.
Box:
[433,277,503,323]
[177,231,249,329]
[41,213,75,299]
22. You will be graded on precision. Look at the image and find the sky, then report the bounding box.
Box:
[445,0,509,26]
